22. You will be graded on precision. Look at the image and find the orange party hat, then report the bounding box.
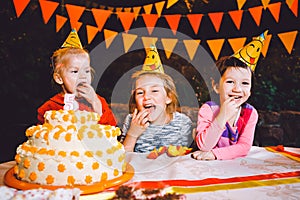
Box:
[232,30,268,71]
[142,44,164,73]
[61,29,83,49]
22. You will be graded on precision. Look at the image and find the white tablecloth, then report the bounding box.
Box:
[84,146,300,200]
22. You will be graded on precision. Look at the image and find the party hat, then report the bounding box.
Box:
[142,44,164,73]
[232,30,268,71]
[61,29,83,49]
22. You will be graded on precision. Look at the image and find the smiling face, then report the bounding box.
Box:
[134,74,172,124]
[53,51,91,96]
[213,67,252,107]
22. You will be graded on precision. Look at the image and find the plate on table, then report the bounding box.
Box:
[4,164,134,195]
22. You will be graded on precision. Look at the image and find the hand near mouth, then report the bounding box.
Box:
[127,108,150,138]
[76,82,103,116]
[216,97,240,127]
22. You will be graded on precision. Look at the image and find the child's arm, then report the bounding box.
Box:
[195,104,226,151]
[211,108,258,160]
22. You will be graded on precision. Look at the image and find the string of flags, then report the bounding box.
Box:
[12,0,298,61]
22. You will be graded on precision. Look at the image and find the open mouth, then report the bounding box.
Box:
[229,95,242,100]
[144,104,155,110]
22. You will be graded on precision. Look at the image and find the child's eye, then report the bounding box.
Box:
[85,70,90,73]
[242,81,250,85]
[71,70,78,73]
[136,90,144,95]
[152,89,159,93]
[226,80,234,84]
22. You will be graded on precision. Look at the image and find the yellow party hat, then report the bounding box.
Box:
[142,44,164,73]
[232,30,268,71]
[61,29,83,49]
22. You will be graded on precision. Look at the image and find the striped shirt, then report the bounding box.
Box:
[121,112,193,153]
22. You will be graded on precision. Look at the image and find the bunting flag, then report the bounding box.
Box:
[261,0,271,9]
[142,14,159,35]
[86,25,99,44]
[208,12,224,32]
[155,1,165,17]
[39,0,59,24]
[228,37,247,54]
[164,15,181,35]
[122,33,138,53]
[13,0,30,18]
[183,39,201,60]
[161,38,178,59]
[133,7,142,20]
[236,0,247,10]
[261,34,272,57]
[65,4,85,28]
[277,31,298,54]
[56,15,67,32]
[248,6,263,26]
[104,29,118,48]
[141,37,158,51]
[186,14,203,35]
[91,8,112,32]
[206,39,225,60]
[267,2,282,23]
[117,12,135,33]
[166,0,179,9]
[286,0,298,17]
[143,4,153,15]
[228,10,243,30]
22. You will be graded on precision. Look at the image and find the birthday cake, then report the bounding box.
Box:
[13,109,127,186]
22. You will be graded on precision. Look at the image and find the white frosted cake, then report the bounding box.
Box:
[13,109,126,186]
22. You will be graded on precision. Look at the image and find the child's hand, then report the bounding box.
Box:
[127,108,150,138]
[76,83,102,115]
[191,150,216,160]
[216,97,239,126]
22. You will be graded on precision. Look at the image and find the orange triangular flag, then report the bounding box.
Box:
[104,29,118,48]
[183,39,201,60]
[86,25,99,44]
[166,0,179,9]
[286,0,298,17]
[155,1,165,17]
[267,2,281,23]
[142,14,159,35]
[107,7,115,12]
[115,7,123,12]
[56,15,67,32]
[278,31,298,54]
[143,4,153,14]
[261,0,271,9]
[13,0,30,18]
[186,14,203,35]
[236,0,247,10]
[65,4,85,22]
[208,12,224,32]
[117,12,135,33]
[164,15,181,35]
[124,7,132,13]
[206,39,225,60]
[122,33,138,53]
[133,7,142,20]
[39,0,59,24]
[249,6,263,26]
[141,37,158,51]
[70,20,82,32]
[261,34,272,57]
[161,38,178,59]
[228,37,247,54]
[228,10,243,30]
[91,8,111,32]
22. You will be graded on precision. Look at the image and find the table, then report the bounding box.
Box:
[1,146,300,200]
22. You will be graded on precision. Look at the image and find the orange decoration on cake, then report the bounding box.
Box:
[23,158,31,168]
[38,162,45,171]
[57,164,66,172]
[76,162,84,170]
[46,175,54,184]
[67,176,75,185]
[58,151,67,157]
[85,175,92,184]
[92,162,99,170]
[29,172,37,181]
[65,133,72,142]
[70,151,79,157]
